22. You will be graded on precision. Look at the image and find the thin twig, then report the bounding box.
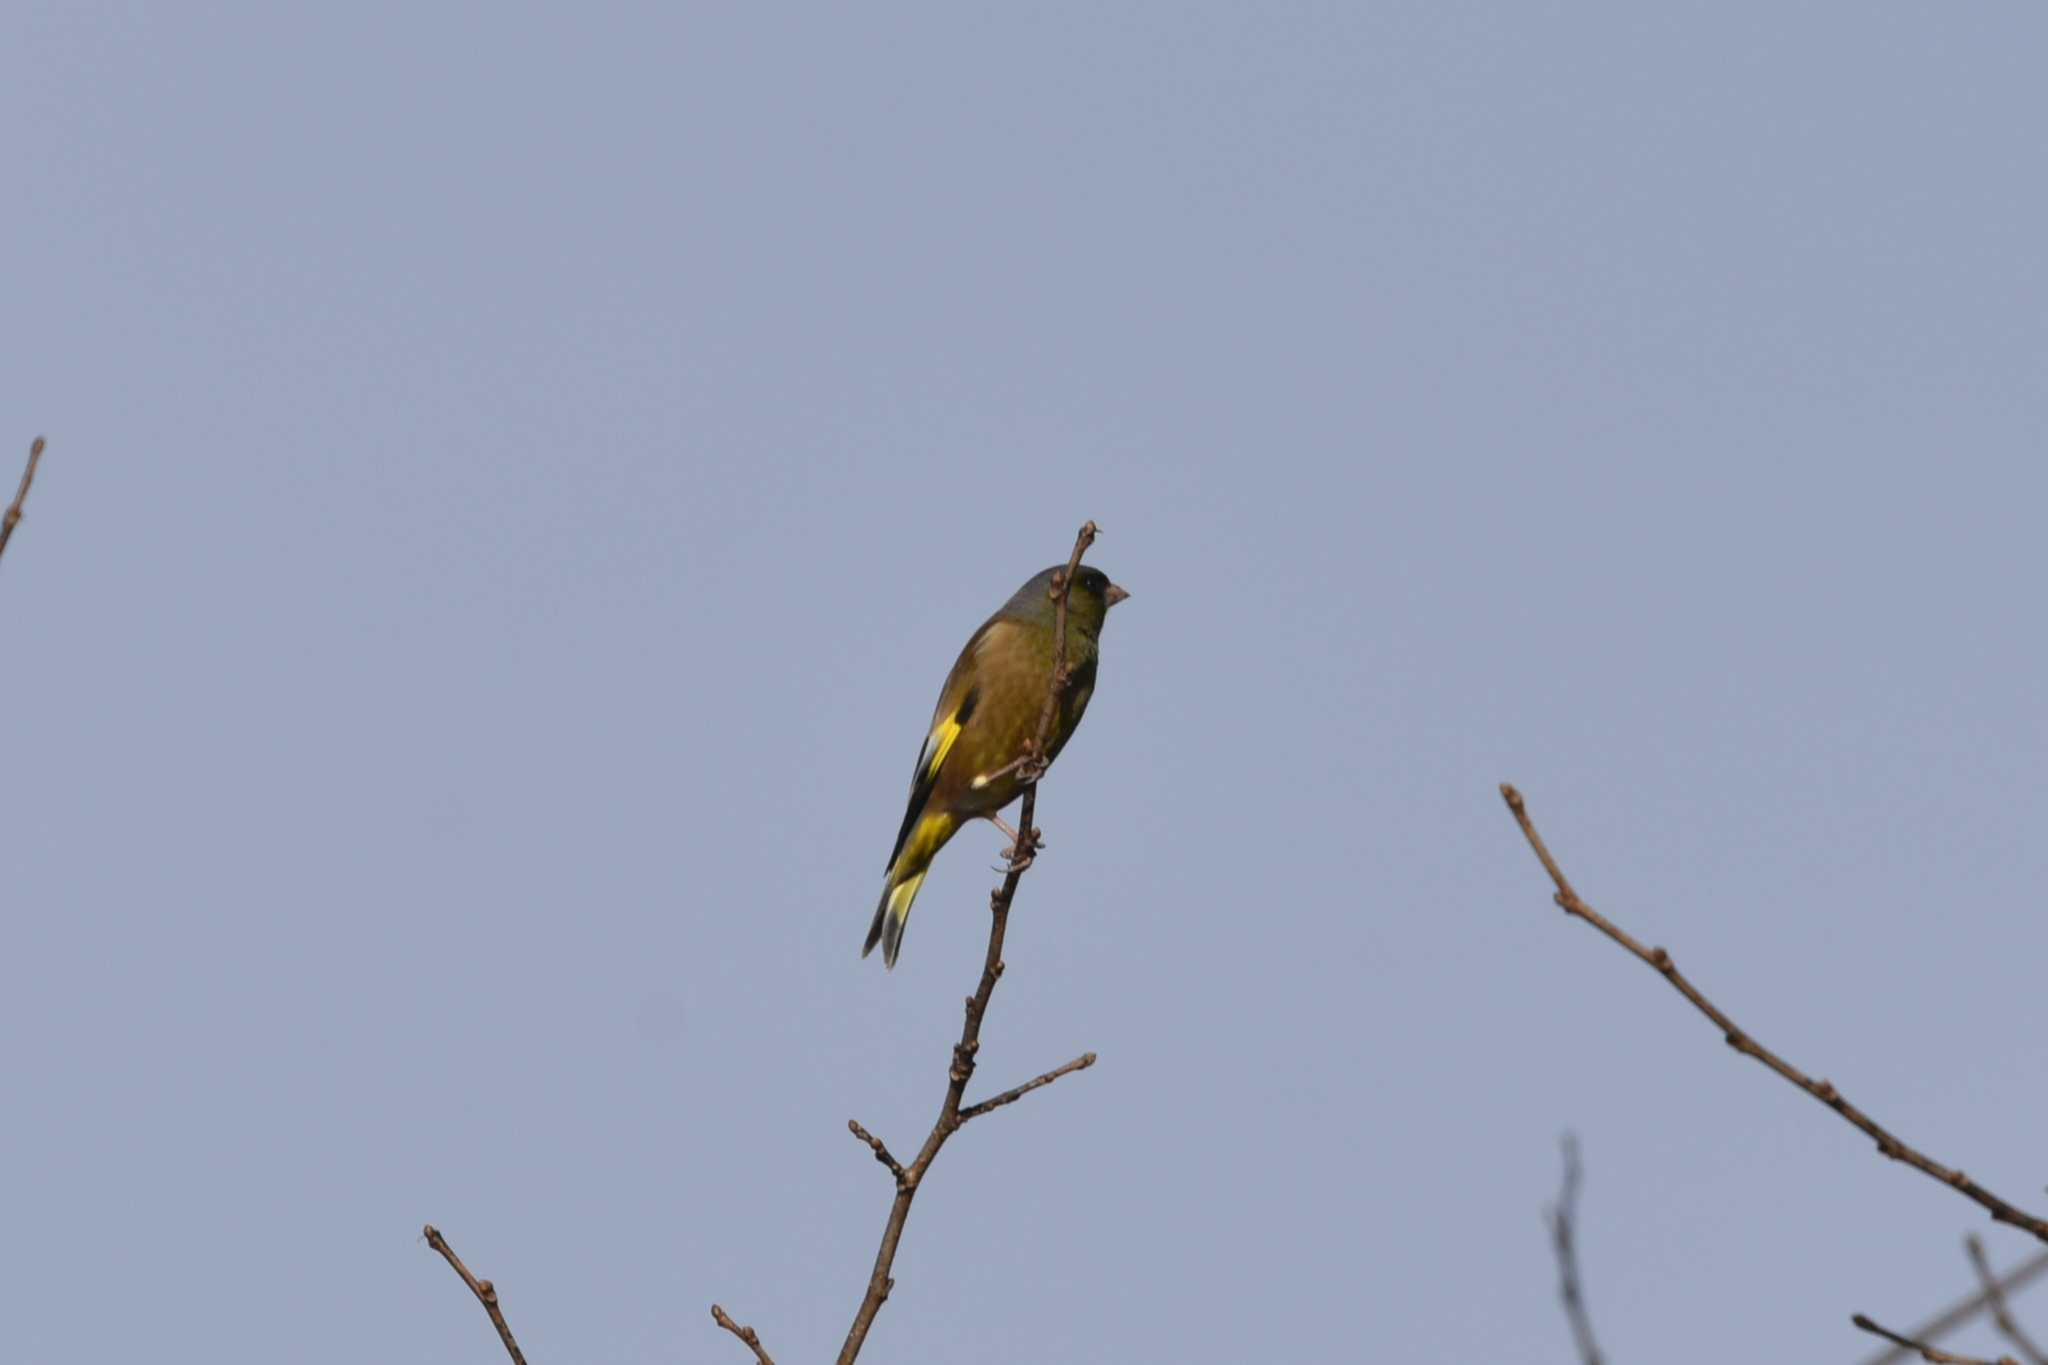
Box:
[1969,1236,2048,1365]
[423,1225,528,1365]
[825,521,1104,1365]
[1853,1313,2018,1365]
[711,1305,776,1365]
[847,1119,906,1183]
[1546,1135,1605,1365]
[0,436,47,567]
[1498,784,2048,1247]
[1860,1251,2048,1365]
[959,1052,1096,1121]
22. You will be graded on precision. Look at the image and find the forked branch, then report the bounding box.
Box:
[823,521,1105,1365]
[424,528,1108,1365]
[1968,1236,2048,1365]
[712,524,1107,1365]
[1859,1249,2048,1365]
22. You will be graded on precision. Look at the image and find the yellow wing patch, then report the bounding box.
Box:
[920,711,964,786]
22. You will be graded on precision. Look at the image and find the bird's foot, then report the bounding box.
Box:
[985,813,1046,867]
[998,824,1044,872]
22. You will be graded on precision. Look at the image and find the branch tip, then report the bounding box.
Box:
[713,1304,777,1364]
[422,1223,528,1365]
[1,435,49,567]
[1854,1312,2019,1365]
[1502,787,2048,1247]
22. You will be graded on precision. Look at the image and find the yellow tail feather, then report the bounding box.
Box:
[863,813,956,968]
[876,870,927,968]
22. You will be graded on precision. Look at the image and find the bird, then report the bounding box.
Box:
[863,563,1129,968]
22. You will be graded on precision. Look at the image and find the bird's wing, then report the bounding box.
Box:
[885,652,985,871]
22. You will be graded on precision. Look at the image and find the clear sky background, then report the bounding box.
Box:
[7,5,2047,1362]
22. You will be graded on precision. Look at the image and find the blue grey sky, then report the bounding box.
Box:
[8,5,2047,1362]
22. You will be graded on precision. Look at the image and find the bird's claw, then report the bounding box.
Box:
[998,826,1044,870]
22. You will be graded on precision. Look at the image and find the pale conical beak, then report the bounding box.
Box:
[1105,583,1130,607]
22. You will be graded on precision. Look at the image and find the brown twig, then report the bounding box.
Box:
[711,1305,776,1365]
[1968,1236,2048,1365]
[1853,1313,2018,1365]
[822,521,1104,1365]
[1860,1251,2048,1365]
[1546,1134,1605,1365]
[0,436,47,568]
[1498,784,2048,1247]
[847,1119,906,1182]
[423,1224,528,1365]
[958,1052,1096,1121]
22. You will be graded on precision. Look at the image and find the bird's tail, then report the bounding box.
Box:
[864,813,955,968]
[863,869,927,968]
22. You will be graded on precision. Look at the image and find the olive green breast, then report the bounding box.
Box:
[930,614,1102,818]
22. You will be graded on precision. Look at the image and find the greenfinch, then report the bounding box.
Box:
[864,564,1129,967]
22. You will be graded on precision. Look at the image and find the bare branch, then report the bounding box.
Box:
[1546,1135,1605,1365]
[825,521,1104,1365]
[1853,1313,2017,1365]
[847,1119,906,1183]
[1969,1236,2048,1365]
[959,1052,1096,1122]
[1498,784,2048,1247]
[0,436,47,568]
[423,1225,528,1365]
[1860,1251,2048,1365]
[711,1305,776,1365]
[434,543,1121,1365]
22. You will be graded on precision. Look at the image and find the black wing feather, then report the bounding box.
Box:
[884,683,978,870]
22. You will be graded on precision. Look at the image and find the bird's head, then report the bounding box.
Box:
[1009,564,1129,639]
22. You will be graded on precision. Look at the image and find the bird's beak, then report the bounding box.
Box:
[1105,583,1130,607]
